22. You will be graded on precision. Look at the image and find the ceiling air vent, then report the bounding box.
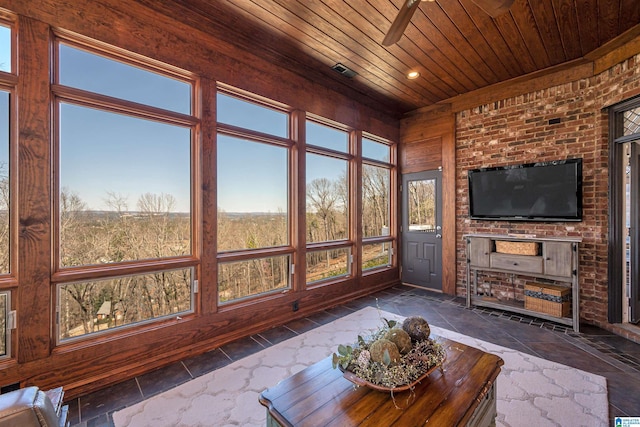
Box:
[332,63,357,78]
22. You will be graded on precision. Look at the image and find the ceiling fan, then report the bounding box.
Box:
[382,0,515,46]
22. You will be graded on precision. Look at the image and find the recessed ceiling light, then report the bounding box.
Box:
[407,71,420,79]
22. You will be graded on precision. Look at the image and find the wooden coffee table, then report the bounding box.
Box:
[259,336,503,427]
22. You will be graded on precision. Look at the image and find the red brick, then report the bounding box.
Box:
[456,53,640,326]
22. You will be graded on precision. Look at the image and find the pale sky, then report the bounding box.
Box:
[0,92,7,178]
[2,37,388,214]
[0,25,9,72]
[58,44,192,212]
[1,26,10,172]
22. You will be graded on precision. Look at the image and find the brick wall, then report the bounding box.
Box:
[455,53,640,327]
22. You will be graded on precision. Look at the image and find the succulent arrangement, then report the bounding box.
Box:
[332,315,446,390]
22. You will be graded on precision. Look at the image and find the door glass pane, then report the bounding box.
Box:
[0,25,10,73]
[59,103,192,267]
[59,44,191,114]
[217,93,288,138]
[408,179,436,232]
[217,135,289,251]
[218,255,290,303]
[629,141,640,323]
[625,147,631,302]
[623,107,640,136]
[306,153,348,243]
[0,91,8,273]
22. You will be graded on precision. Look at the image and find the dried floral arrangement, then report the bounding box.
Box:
[331,315,446,391]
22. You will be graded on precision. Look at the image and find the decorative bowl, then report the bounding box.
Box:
[340,355,445,392]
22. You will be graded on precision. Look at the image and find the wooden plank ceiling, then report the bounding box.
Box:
[137,0,640,116]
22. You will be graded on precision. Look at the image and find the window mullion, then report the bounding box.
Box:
[52,84,198,127]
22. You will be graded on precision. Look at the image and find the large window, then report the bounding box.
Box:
[54,37,197,342]
[0,90,8,274]
[0,18,14,359]
[362,135,394,272]
[0,19,12,276]
[305,119,352,285]
[362,163,391,238]
[58,104,191,266]
[306,121,350,245]
[216,89,292,303]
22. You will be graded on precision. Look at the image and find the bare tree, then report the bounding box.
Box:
[0,162,9,273]
[0,295,6,355]
[60,187,91,266]
[408,180,435,228]
[104,191,129,213]
[58,189,192,339]
[307,178,342,242]
[362,165,389,238]
[137,192,176,214]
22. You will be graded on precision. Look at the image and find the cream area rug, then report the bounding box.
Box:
[112,307,609,427]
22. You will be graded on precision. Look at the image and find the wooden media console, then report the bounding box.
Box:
[464,234,582,332]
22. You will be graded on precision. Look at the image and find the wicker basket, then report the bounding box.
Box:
[495,240,539,256]
[524,282,570,317]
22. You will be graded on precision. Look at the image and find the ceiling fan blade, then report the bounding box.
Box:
[382,0,422,46]
[470,0,515,17]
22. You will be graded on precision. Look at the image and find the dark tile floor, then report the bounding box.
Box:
[67,284,640,426]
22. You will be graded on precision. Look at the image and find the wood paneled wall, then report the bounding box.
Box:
[0,0,401,398]
[399,114,456,295]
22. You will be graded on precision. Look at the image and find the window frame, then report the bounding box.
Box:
[303,115,356,286]
[216,133,291,253]
[0,84,15,280]
[0,14,16,77]
[0,86,16,281]
[305,149,350,244]
[215,86,295,306]
[216,92,289,138]
[361,241,393,272]
[51,32,201,344]
[55,267,196,344]
[0,290,12,360]
[217,254,292,304]
[361,133,396,274]
[305,246,351,285]
[0,14,16,281]
[0,14,17,361]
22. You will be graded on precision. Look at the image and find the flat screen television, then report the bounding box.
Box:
[467,158,582,221]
